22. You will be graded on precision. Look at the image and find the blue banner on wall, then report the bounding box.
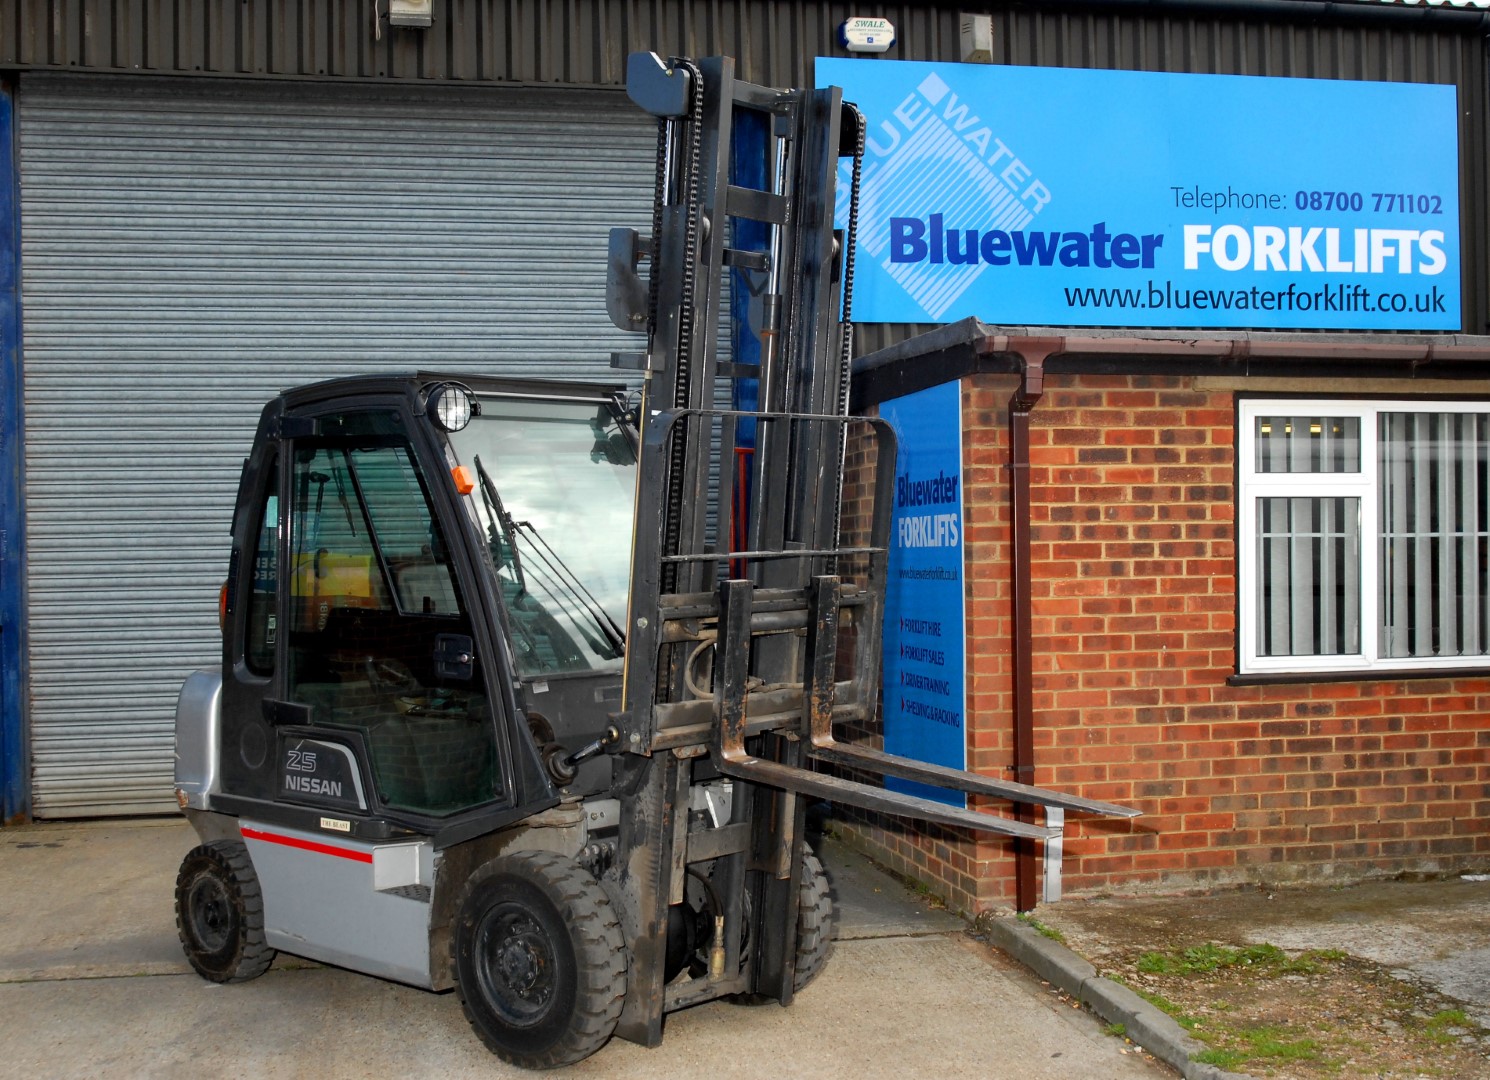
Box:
[881,380,966,808]
[818,58,1461,331]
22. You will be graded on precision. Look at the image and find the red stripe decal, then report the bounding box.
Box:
[241,826,373,864]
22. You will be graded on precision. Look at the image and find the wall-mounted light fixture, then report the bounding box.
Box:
[389,0,433,28]
[960,13,995,64]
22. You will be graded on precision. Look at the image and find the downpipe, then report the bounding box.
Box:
[1007,342,1056,912]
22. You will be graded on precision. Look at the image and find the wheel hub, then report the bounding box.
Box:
[189,876,232,952]
[497,938,543,992]
[477,905,555,1023]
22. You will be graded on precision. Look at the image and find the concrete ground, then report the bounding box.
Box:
[0,819,1166,1079]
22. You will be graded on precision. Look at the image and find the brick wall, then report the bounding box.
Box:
[837,372,1490,912]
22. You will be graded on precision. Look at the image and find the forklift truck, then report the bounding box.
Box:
[172,54,1137,1069]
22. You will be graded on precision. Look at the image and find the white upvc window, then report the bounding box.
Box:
[1238,398,1490,675]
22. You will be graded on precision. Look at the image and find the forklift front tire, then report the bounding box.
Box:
[452,851,627,1070]
[174,840,276,983]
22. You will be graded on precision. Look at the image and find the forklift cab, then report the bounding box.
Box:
[206,375,638,842]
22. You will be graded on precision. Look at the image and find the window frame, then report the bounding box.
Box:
[1237,396,1490,676]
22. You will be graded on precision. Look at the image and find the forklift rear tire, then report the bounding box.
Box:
[174,840,277,983]
[451,851,627,1069]
[792,846,835,992]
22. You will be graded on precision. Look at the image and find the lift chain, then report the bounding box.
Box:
[660,56,706,595]
[829,103,867,567]
[838,103,865,383]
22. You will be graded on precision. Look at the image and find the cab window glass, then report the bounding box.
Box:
[448,398,634,676]
[353,445,461,617]
[244,465,278,676]
[290,447,391,632]
[285,428,499,818]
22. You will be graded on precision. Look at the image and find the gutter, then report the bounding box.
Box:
[851,319,1490,412]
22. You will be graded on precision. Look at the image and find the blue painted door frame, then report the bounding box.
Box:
[0,78,28,824]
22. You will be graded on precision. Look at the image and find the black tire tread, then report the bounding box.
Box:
[727,843,838,1005]
[174,839,276,983]
[793,846,836,992]
[451,850,627,1070]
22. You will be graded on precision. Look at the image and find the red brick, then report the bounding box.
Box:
[839,374,1490,909]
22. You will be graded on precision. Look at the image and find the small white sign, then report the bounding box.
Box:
[839,17,896,53]
[320,816,352,833]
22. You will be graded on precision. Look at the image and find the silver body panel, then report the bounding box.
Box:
[177,796,618,993]
[172,667,222,810]
[240,819,437,989]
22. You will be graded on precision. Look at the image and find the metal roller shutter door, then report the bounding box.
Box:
[18,73,653,816]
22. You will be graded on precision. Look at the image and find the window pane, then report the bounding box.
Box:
[448,398,634,676]
[290,447,392,629]
[288,437,498,818]
[352,445,462,617]
[1379,412,1490,659]
[1255,416,1360,473]
[245,476,278,676]
[1256,496,1360,656]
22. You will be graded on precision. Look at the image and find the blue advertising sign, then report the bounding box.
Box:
[880,380,966,808]
[818,58,1461,331]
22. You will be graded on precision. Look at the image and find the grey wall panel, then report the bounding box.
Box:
[19,73,653,814]
[4,1,1485,334]
[4,2,1486,86]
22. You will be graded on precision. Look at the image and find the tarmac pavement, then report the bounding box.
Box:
[1027,875,1490,1029]
[0,818,1168,1079]
[1001,873,1490,1079]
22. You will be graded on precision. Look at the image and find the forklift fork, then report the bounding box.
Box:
[707,574,1138,835]
[710,577,1062,841]
[798,576,1141,824]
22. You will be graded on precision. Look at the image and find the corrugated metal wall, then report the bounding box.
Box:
[3,2,1487,87]
[3,0,1485,336]
[18,73,653,814]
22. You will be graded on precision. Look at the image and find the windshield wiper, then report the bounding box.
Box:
[512,519,627,655]
[471,454,527,592]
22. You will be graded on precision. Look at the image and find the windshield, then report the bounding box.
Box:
[447,396,636,677]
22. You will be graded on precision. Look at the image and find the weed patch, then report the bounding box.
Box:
[1130,986,1203,1031]
[1016,913,1066,945]
[1136,942,1340,977]
[1112,945,1487,1078]
[1421,1008,1473,1045]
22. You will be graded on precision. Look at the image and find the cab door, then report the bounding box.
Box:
[273,410,510,821]
[220,399,536,828]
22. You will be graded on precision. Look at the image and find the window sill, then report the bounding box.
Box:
[1228,666,1490,687]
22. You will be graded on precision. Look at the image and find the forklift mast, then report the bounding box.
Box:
[601,53,1135,1044]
